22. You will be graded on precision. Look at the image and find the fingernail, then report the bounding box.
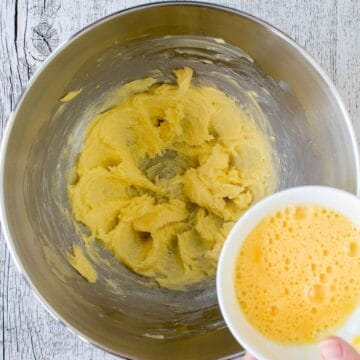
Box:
[319,339,343,360]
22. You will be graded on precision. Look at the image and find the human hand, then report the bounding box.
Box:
[243,336,360,360]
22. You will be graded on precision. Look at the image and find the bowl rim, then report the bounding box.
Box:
[1,1,359,359]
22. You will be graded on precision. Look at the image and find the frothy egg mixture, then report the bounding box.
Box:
[235,205,360,344]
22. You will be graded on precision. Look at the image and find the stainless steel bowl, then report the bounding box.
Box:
[1,2,359,360]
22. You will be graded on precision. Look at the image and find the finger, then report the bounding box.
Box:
[243,353,257,360]
[319,336,360,360]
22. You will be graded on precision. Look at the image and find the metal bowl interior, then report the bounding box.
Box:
[1,3,359,360]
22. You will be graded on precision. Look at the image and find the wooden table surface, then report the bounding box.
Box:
[1,0,360,359]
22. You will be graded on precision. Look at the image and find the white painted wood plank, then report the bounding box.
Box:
[1,0,359,359]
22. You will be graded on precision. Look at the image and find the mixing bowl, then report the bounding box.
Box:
[1,2,359,359]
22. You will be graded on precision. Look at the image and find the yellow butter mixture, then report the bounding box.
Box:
[68,245,97,283]
[68,67,276,289]
[235,206,360,343]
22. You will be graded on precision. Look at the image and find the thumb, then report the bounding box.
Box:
[243,353,257,360]
[319,336,360,360]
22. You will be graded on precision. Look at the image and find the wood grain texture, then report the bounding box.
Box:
[1,0,359,359]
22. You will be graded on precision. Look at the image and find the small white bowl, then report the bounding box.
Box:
[217,186,360,360]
